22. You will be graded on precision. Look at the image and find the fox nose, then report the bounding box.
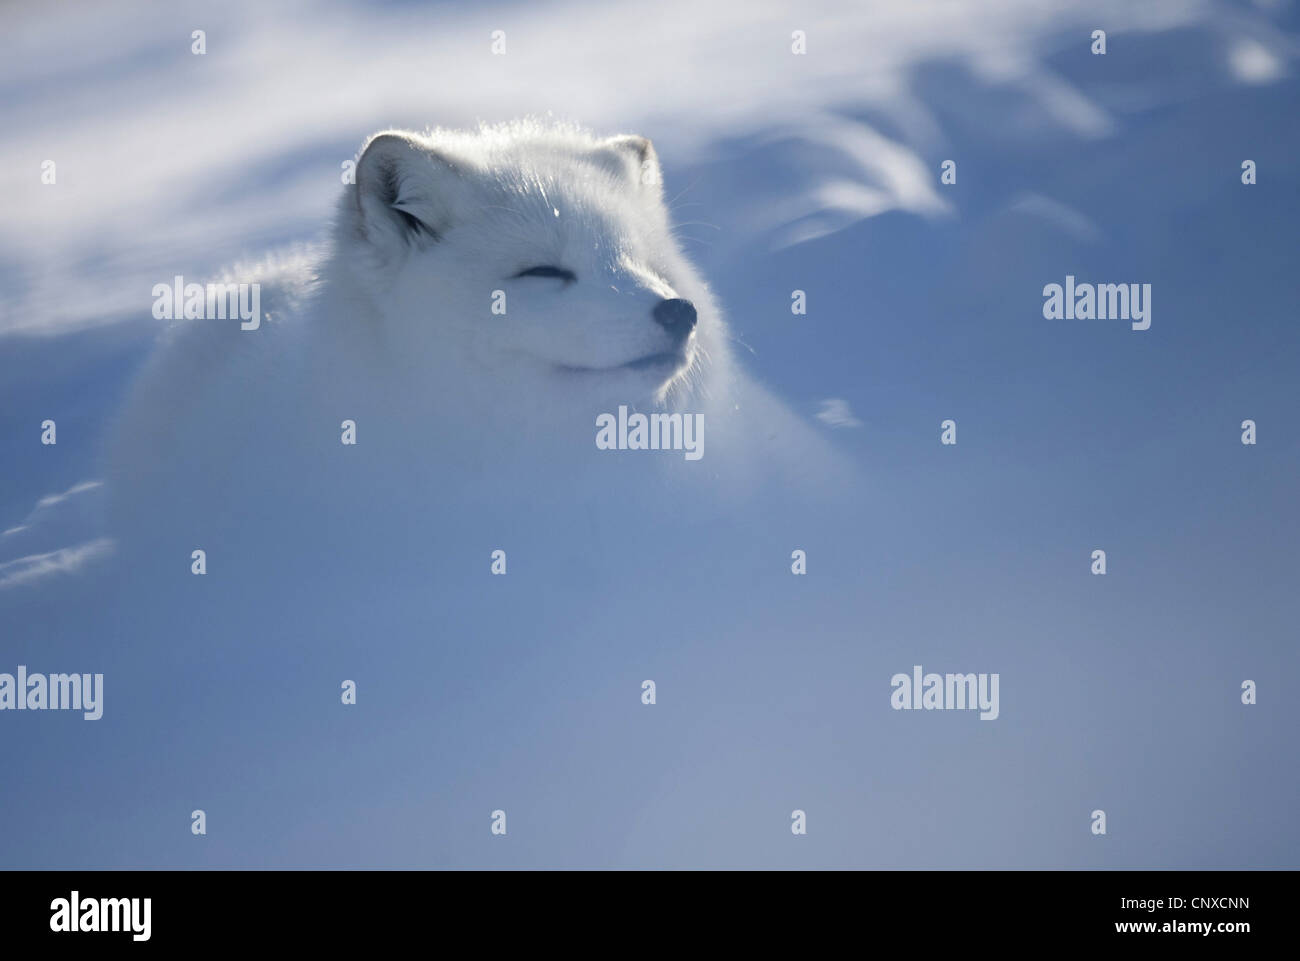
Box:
[653,298,697,341]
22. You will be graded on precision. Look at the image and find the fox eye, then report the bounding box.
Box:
[514,266,576,283]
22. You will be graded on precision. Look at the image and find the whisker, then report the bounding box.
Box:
[666,176,702,210]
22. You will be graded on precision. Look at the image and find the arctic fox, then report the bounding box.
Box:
[109,122,845,563]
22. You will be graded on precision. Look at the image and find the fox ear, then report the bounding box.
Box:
[594,134,663,197]
[354,132,463,253]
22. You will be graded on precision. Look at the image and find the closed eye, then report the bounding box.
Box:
[514,266,576,283]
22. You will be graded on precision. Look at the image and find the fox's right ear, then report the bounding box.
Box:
[593,135,663,199]
[354,132,463,254]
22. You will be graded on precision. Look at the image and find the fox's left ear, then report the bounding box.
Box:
[353,132,464,258]
[594,135,663,198]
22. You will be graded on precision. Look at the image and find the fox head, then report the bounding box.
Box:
[336,123,725,408]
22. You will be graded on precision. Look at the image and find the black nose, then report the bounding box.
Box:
[653,298,697,339]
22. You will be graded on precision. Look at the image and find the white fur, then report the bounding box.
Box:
[108,121,847,552]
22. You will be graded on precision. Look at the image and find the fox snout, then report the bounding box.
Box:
[653,297,697,344]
